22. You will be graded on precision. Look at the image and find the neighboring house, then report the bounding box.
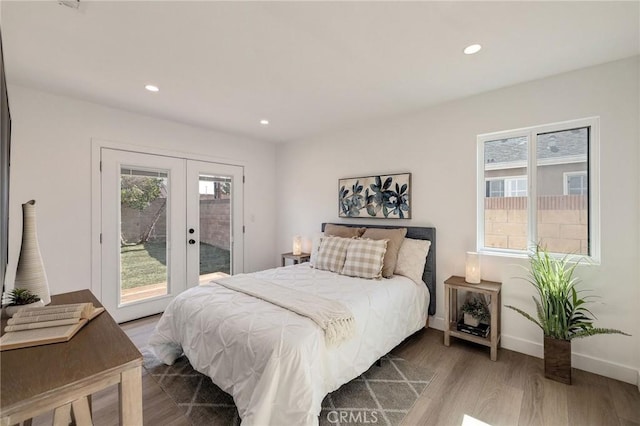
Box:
[482,127,590,254]
[484,127,588,198]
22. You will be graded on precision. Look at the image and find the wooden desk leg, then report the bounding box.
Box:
[53,404,71,426]
[71,397,93,426]
[119,366,143,425]
[444,286,450,346]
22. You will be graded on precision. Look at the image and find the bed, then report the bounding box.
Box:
[149,223,436,425]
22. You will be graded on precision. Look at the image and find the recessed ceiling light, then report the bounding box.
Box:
[463,44,482,55]
[145,84,159,92]
[260,119,269,125]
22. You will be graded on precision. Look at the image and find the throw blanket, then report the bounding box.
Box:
[212,274,355,346]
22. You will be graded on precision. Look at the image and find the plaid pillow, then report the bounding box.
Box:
[342,238,388,279]
[314,236,352,273]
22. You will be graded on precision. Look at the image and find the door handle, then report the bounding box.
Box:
[188,239,196,245]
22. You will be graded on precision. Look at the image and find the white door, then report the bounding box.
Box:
[101,149,244,323]
[101,149,186,322]
[186,160,244,285]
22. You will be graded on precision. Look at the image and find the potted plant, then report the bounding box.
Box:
[3,288,44,317]
[461,296,490,327]
[506,245,630,384]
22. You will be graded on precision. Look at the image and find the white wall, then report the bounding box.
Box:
[276,56,640,384]
[6,85,278,295]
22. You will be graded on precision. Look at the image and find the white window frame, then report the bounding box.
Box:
[563,171,588,196]
[477,117,600,262]
[504,176,527,197]
[485,177,505,197]
[485,176,528,197]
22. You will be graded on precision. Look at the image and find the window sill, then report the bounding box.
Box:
[478,247,600,265]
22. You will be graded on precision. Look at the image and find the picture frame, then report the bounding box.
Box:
[338,173,411,219]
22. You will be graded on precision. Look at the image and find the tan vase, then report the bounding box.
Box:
[14,200,50,305]
[544,336,571,384]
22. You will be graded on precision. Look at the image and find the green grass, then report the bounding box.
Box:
[120,241,230,289]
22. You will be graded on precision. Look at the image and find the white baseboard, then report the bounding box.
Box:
[428,315,445,331]
[501,334,638,385]
[573,352,638,385]
[501,334,543,359]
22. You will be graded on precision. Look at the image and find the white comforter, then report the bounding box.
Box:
[149,264,429,426]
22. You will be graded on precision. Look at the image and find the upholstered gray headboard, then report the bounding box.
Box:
[321,223,436,316]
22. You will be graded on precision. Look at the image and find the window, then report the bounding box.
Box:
[485,179,504,197]
[477,118,599,259]
[564,171,588,195]
[485,177,527,198]
[505,177,527,197]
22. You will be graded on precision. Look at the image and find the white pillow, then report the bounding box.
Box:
[309,232,324,267]
[394,238,431,285]
[342,238,388,279]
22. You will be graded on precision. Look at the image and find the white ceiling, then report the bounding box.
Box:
[2,1,639,143]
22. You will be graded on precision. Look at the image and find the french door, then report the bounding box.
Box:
[101,148,243,323]
[186,160,244,285]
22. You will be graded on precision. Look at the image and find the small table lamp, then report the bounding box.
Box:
[465,252,481,284]
[292,236,302,256]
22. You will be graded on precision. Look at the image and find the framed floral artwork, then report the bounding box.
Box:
[338,173,411,219]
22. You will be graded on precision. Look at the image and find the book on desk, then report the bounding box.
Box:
[0,303,105,351]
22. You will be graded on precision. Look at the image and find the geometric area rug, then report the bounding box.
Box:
[142,348,436,426]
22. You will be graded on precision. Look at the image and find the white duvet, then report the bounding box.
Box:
[149,264,429,426]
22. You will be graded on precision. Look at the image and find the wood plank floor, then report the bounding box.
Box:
[30,315,640,425]
[395,327,640,426]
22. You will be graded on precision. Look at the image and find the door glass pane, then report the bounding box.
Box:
[198,174,231,281]
[119,167,169,304]
[537,127,589,255]
[483,136,528,250]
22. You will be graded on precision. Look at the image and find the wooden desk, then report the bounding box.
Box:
[444,275,502,361]
[1,290,143,425]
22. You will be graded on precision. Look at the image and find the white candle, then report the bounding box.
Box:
[465,252,481,284]
[292,236,302,255]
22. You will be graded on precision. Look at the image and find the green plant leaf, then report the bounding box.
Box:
[506,244,630,340]
[505,305,542,330]
[571,328,632,339]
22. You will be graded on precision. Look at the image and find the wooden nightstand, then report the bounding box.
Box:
[281,252,311,267]
[444,275,502,361]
